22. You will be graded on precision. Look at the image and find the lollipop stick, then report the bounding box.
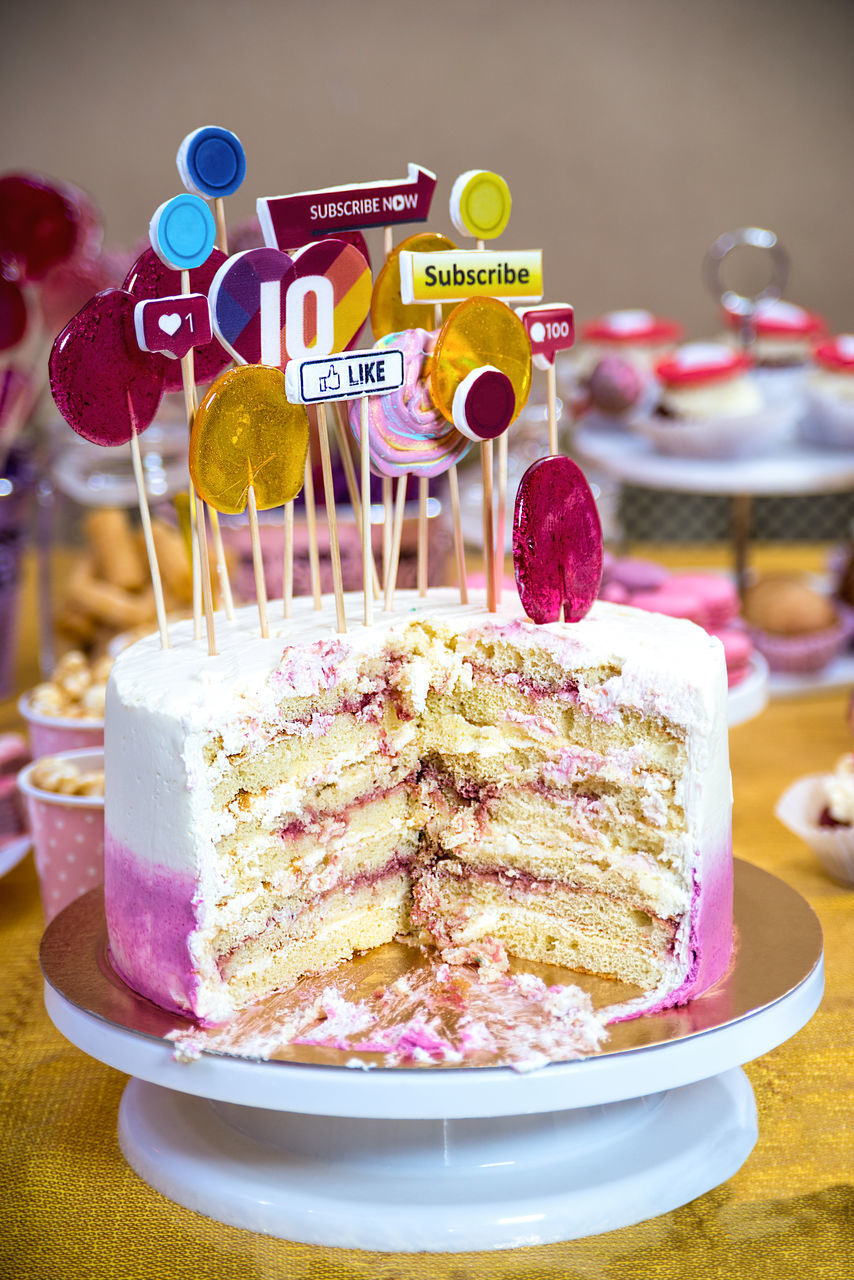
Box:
[482,441,496,612]
[547,363,558,455]
[283,500,294,619]
[384,474,408,614]
[214,198,229,255]
[360,398,373,626]
[188,489,202,640]
[448,465,468,604]
[331,401,381,599]
[128,427,169,649]
[303,447,322,610]
[382,477,393,590]
[246,480,269,638]
[383,226,394,260]
[179,330,216,655]
[317,403,347,634]
[496,433,507,605]
[208,508,234,620]
[417,476,429,596]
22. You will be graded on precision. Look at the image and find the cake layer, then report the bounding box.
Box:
[411,860,676,991]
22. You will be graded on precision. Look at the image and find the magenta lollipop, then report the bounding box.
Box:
[0,174,81,281]
[49,288,167,445]
[513,456,603,625]
[0,276,28,351]
[123,246,231,390]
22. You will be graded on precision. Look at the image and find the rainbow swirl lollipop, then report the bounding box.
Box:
[348,328,470,478]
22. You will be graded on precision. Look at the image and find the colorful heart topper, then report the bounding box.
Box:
[135,293,212,360]
[0,174,81,281]
[513,456,603,625]
[285,239,371,360]
[370,232,457,339]
[150,193,217,272]
[515,304,575,371]
[452,366,515,441]
[177,126,246,200]
[124,247,231,390]
[0,276,29,351]
[190,364,309,515]
[449,170,512,241]
[208,247,295,367]
[49,289,167,446]
[430,297,531,427]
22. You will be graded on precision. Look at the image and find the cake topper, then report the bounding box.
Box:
[150,194,217,273]
[513,456,603,625]
[208,247,294,367]
[516,303,575,454]
[134,293,212,362]
[449,170,512,242]
[177,126,246,258]
[703,226,789,351]
[0,173,82,281]
[191,365,310,638]
[49,288,171,647]
[399,248,543,307]
[257,163,437,252]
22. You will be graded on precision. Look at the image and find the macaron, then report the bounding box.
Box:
[608,558,670,594]
[714,627,754,687]
[668,573,739,630]
[629,588,711,629]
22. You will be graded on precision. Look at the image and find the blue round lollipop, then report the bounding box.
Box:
[150,194,217,271]
[177,126,246,200]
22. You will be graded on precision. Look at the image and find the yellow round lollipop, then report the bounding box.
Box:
[370,232,458,339]
[190,365,309,514]
[430,297,532,426]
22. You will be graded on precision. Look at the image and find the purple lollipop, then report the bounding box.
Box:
[513,456,603,625]
[123,247,231,391]
[49,288,167,445]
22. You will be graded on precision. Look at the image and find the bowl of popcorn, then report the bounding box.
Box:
[18,651,111,758]
[16,748,105,921]
[776,753,854,887]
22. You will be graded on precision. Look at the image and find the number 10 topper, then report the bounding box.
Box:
[284,238,372,360]
[515,304,575,372]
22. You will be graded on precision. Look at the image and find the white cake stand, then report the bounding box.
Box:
[41,862,823,1253]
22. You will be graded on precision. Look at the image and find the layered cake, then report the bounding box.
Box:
[104,590,732,1025]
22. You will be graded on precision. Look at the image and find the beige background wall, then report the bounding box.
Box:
[2,0,852,338]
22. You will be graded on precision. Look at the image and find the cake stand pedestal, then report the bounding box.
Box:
[41,862,823,1252]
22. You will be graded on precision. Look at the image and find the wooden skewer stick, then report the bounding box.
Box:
[547,362,558,455]
[283,500,294,619]
[382,476,393,591]
[331,401,381,599]
[496,432,508,605]
[179,285,216,655]
[417,475,429,596]
[303,445,322,610]
[213,198,229,255]
[246,479,269,638]
[128,423,170,649]
[316,403,347,634]
[482,440,496,612]
[207,507,234,620]
[187,483,202,640]
[360,398,373,626]
[447,464,468,604]
[384,474,408,614]
[383,226,394,260]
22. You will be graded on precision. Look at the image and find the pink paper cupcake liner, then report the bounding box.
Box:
[17,694,104,759]
[777,775,854,887]
[747,622,847,674]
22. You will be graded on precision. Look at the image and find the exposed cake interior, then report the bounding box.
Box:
[105,591,732,1024]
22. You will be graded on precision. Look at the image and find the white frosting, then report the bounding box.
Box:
[825,754,854,824]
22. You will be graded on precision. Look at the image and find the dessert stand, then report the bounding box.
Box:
[42,860,823,1253]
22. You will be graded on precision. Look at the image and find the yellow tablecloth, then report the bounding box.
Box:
[2,546,853,1277]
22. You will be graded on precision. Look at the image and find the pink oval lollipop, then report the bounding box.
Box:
[513,456,603,625]
[123,247,231,391]
[348,328,470,477]
[49,288,167,445]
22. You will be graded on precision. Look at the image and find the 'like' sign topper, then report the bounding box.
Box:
[285,348,405,405]
[515,304,575,371]
[135,294,212,361]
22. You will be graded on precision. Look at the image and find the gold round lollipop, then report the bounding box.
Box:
[430,297,532,425]
[370,232,458,338]
[190,365,309,514]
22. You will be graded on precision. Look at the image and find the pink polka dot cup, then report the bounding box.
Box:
[17,694,104,760]
[17,748,104,923]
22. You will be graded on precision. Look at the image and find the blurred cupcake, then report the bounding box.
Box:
[632,343,796,459]
[724,299,825,368]
[579,309,683,373]
[742,574,846,674]
[777,755,854,886]
[800,334,854,448]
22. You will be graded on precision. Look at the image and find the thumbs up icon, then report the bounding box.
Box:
[319,364,340,394]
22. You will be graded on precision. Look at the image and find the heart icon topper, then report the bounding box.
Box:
[134,293,212,360]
